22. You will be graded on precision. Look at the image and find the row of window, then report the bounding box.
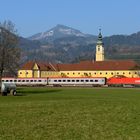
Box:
[2,80,45,82]
[2,79,103,83]
[53,79,100,82]
[19,71,139,75]
[19,72,58,75]
[64,72,138,75]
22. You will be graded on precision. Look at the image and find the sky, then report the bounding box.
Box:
[0,0,140,37]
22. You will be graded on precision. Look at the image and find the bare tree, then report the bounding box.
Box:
[0,20,20,93]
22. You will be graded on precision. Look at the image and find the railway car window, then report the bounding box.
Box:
[95,80,98,82]
[6,80,9,82]
[63,80,66,82]
[14,80,17,82]
[85,80,89,82]
[67,80,70,82]
[38,80,42,82]
[76,80,79,82]
[81,80,84,82]
[90,80,93,82]
[30,80,33,82]
[72,80,75,82]
[22,80,25,82]
[58,80,61,82]
[10,80,13,82]
[54,80,57,82]
[18,80,21,82]
[34,80,37,82]
[26,80,29,82]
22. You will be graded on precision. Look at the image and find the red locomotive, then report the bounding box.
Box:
[107,77,140,87]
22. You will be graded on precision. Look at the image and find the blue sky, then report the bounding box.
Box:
[0,0,140,37]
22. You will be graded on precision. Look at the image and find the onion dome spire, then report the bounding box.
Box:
[97,28,103,45]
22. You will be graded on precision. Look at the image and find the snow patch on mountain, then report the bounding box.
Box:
[28,24,92,41]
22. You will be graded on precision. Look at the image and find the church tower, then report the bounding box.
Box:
[95,29,104,61]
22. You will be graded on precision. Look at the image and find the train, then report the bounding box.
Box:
[2,77,140,87]
[1,77,106,87]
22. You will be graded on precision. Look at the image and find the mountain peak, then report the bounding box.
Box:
[28,24,91,41]
[55,24,68,28]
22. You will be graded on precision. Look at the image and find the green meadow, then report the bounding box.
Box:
[0,87,140,140]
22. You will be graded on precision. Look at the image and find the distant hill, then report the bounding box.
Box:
[18,25,140,63]
[103,32,140,61]
[28,24,96,43]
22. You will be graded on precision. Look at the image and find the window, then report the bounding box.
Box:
[98,47,100,51]
[22,80,25,82]
[20,72,22,74]
[34,80,37,82]
[38,80,41,82]
[111,73,113,75]
[54,80,57,82]
[135,72,137,74]
[123,72,125,75]
[106,72,108,75]
[117,72,119,75]
[58,80,61,82]
[90,80,93,82]
[18,80,21,82]
[73,73,75,75]
[85,80,89,82]
[72,80,75,82]
[6,80,9,82]
[26,72,28,74]
[78,73,80,75]
[63,80,66,82]
[100,72,102,75]
[67,80,70,82]
[10,80,13,82]
[76,80,79,82]
[81,80,84,82]
[67,73,69,75]
[94,73,96,75]
[129,72,131,75]
[30,80,33,82]
[95,80,98,82]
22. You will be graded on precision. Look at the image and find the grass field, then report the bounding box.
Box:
[0,87,140,140]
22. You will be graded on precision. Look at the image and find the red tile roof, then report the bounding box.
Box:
[20,60,140,71]
[20,61,35,70]
[20,61,58,71]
